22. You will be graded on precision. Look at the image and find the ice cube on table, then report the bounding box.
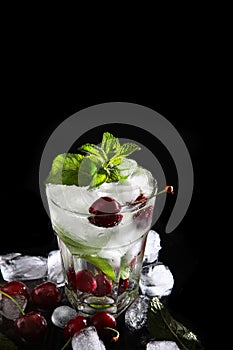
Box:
[0,255,47,281]
[71,326,106,350]
[143,230,161,264]
[51,305,77,328]
[140,263,174,297]
[0,253,21,263]
[125,295,151,331]
[47,250,64,287]
[146,340,180,349]
[0,295,27,320]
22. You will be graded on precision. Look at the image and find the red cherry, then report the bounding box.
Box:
[89,312,117,338]
[31,281,61,310]
[76,270,97,293]
[118,278,129,294]
[88,196,123,227]
[14,311,47,342]
[133,193,147,205]
[89,196,121,214]
[93,274,112,297]
[0,281,30,300]
[132,194,154,229]
[64,315,88,340]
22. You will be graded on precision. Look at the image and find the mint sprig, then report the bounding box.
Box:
[46,132,140,187]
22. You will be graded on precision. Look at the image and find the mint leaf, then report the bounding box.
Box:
[81,255,116,281]
[90,170,108,187]
[78,156,99,186]
[78,143,107,162]
[119,256,130,280]
[0,333,17,350]
[147,297,204,350]
[54,224,101,255]
[54,224,116,281]
[106,168,121,182]
[118,142,141,157]
[46,153,83,185]
[101,132,121,159]
[108,157,123,167]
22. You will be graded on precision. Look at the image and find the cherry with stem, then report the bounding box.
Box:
[0,289,47,343]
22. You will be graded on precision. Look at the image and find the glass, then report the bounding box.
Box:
[46,167,157,317]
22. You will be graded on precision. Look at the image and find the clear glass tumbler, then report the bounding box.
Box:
[46,167,157,317]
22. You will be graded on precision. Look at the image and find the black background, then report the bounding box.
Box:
[1,27,218,349]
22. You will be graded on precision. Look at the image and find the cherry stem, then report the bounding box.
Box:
[0,290,25,315]
[156,185,174,196]
[60,337,71,350]
[104,327,120,342]
[130,185,174,206]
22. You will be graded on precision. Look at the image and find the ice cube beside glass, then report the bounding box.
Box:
[0,255,47,281]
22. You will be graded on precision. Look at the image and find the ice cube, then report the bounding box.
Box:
[0,253,21,264]
[139,263,174,297]
[51,305,77,328]
[0,255,47,281]
[146,340,180,349]
[47,250,64,287]
[129,166,157,198]
[0,295,27,320]
[71,326,106,350]
[117,158,138,177]
[46,184,99,214]
[143,230,161,264]
[125,295,151,331]
[97,179,140,205]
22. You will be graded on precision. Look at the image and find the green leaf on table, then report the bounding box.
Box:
[147,297,204,350]
[0,333,18,350]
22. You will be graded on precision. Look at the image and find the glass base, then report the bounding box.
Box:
[65,285,138,317]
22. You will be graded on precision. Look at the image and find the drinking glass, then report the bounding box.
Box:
[46,167,157,317]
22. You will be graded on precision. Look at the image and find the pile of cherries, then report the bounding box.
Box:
[68,268,129,297]
[0,280,61,342]
[0,280,118,346]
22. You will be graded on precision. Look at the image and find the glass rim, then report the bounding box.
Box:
[47,183,158,217]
